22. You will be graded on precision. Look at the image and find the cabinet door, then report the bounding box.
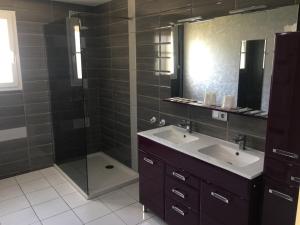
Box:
[139,150,165,218]
[262,179,298,225]
[266,32,300,164]
[201,182,250,225]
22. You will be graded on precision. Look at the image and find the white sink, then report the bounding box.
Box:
[198,144,260,167]
[153,126,199,145]
[138,125,264,179]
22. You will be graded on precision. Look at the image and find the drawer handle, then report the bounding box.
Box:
[291,176,300,184]
[171,205,185,216]
[211,192,229,204]
[172,172,186,181]
[269,189,293,202]
[273,149,299,159]
[171,188,186,199]
[143,157,154,165]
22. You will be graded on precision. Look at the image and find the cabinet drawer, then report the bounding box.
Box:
[165,198,198,225]
[201,182,249,225]
[262,179,298,225]
[165,176,199,211]
[264,157,300,187]
[166,165,199,189]
[139,151,164,180]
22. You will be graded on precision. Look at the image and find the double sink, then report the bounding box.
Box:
[139,125,264,179]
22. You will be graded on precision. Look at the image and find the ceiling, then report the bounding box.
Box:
[53,0,111,6]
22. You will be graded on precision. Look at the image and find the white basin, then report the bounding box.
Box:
[198,144,260,167]
[153,127,199,145]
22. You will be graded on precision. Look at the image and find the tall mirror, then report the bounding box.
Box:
[170,5,299,113]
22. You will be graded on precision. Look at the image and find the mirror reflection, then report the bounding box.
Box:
[170,5,299,112]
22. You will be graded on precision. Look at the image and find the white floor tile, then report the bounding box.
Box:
[63,192,89,209]
[0,208,39,225]
[42,210,82,225]
[122,182,139,201]
[54,182,75,196]
[20,178,51,194]
[85,213,126,225]
[73,200,111,223]
[33,198,70,220]
[40,167,59,178]
[0,185,24,202]
[16,171,43,184]
[139,217,167,225]
[0,196,30,217]
[115,203,152,225]
[100,189,136,211]
[0,177,17,190]
[31,222,42,225]
[26,187,60,206]
[46,174,67,187]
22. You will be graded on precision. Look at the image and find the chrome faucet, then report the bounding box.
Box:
[234,135,247,150]
[178,120,193,133]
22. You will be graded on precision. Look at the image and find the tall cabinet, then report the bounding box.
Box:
[262,32,300,225]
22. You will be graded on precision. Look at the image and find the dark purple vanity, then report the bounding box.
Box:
[138,135,263,225]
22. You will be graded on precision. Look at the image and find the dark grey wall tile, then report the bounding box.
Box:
[228,114,267,138]
[0,116,26,130]
[0,93,23,107]
[0,138,28,153]
[0,159,30,179]
[0,106,25,118]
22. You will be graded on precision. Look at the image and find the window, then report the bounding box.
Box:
[0,10,22,91]
[67,17,83,86]
[240,40,247,69]
[74,25,82,80]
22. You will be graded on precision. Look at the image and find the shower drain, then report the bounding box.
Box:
[105,165,114,169]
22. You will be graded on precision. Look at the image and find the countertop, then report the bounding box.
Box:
[138,125,265,180]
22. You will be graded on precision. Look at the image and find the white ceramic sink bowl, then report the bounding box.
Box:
[198,144,260,167]
[153,127,199,145]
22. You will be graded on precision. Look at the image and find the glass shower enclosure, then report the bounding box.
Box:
[45,12,138,198]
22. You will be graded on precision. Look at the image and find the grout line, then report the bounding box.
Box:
[15,177,43,224]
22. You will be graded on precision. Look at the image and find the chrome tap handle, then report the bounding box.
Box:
[149,116,157,124]
[159,119,166,127]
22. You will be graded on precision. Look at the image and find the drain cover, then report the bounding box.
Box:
[105,165,114,169]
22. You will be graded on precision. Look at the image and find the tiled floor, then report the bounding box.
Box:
[0,167,166,225]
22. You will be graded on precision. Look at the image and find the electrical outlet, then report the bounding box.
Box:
[212,110,228,122]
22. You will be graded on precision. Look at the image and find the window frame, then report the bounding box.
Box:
[0,10,22,91]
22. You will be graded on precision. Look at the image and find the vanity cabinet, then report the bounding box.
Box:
[138,136,262,225]
[263,32,300,225]
[138,151,165,218]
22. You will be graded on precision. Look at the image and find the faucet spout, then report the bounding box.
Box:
[177,120,193,133]
[234,135,247,150]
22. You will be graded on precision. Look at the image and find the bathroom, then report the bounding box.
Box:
[0,0,299,224]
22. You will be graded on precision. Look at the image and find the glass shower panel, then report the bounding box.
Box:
[45,18,88,195]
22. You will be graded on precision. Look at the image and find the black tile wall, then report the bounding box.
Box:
[0,0,92,179]
[87,0,131,167]
[135,0,299,151]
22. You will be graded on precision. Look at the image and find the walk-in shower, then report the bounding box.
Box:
[45,11,138,198]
